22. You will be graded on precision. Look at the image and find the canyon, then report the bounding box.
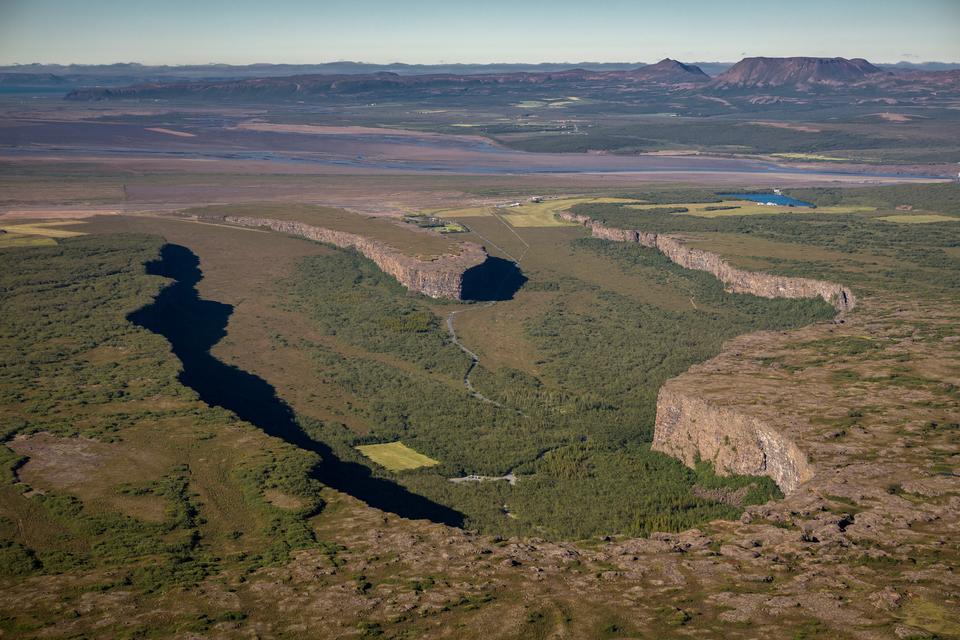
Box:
[559,211,855,312]
[220,215,489,300]
[558,209,859,494]
[228,208,856,494]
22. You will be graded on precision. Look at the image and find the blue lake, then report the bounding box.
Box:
[720,193,815,207]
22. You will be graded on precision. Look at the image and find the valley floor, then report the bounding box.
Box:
[0,163,958,638]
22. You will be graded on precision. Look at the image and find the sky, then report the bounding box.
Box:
[1,0,958,65]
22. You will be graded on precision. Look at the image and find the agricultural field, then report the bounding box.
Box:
[0,220,88,248]
[426,196,638,228]
[0,233,56,247]
[356,441,440,471]
[876,213,960,223]
[0,219,87,237]
[626,200,876,217]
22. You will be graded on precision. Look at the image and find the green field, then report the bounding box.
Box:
[427,197,638,228]
[0,233,57,248]
[0,235,326,602]
[356,442,440,471]
[0,220,88,249]
[0,220,88,238]
[876,213,960,224]
[626,200,876,218]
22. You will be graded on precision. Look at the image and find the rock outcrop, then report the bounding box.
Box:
[559,211,855,312]
[652,386,814,493]
[223,215,488,300]
[559,209,859,492]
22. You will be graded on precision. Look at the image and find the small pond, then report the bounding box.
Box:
[720,192,815,207]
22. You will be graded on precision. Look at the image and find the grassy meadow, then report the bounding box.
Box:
[356,442,440,471]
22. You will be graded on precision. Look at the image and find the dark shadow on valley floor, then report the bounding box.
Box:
[461,256,527,301]
[128,243,464,527]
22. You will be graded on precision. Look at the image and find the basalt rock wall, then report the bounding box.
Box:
[224,216,488,300]
[559,211,855,312]
[652,386,814,493]
[559,210,856,492]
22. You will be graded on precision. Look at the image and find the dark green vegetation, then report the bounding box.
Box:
[784,183,960,216]
[0,226,818,594]
[1,177,956,637]
[0,236,324,591]
[578,183,960,298]
[494,119,896,155]
[280,237,831,538]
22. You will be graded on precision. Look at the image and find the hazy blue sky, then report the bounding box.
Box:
[1,0,958,65]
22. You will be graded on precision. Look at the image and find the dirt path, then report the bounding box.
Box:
[446,304,503,407]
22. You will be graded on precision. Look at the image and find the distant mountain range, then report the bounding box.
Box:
[0,56,954,102]
[62,58,714,101]
[2,58,958,88]
[56,56,960,102]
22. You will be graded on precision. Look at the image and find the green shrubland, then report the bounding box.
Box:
[0,236,326,593]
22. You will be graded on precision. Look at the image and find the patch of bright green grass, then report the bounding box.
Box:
[876,214,959,224]
[356,442,440,471]
[0,233,57,248]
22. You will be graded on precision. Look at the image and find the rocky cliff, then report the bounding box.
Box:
[559,211,855,312]
[223,215,488,300]
[559,210,860,493]
[652,386,814,493]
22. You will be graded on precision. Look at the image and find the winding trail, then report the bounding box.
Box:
[446,303,502,407]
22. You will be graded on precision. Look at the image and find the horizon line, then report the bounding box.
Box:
[3,57,960,68]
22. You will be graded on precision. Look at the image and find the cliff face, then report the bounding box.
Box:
[559,211,855,312]
[559,210,860,493]
[652,386,814,493]
[223,216,488,300]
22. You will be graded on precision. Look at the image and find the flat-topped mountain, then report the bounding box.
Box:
[709,56,886,89]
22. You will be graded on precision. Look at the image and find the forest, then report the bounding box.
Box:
[282,235,833,538]
[577,185,960,298]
